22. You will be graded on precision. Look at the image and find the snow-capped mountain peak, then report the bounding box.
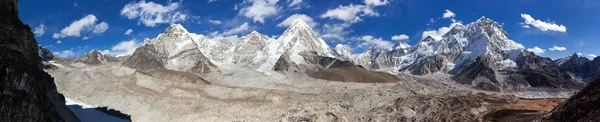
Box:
[164,24,189,34]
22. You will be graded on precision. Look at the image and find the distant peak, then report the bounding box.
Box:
[250,30,261,35]
[88,49,101,54]
[291,19,310,28]
[165,23,189,34]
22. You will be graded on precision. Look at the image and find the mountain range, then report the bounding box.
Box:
[68,17,600,91]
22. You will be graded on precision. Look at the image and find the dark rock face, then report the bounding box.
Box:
[453,51,585,91]
[0,0,79,121]
[122,44,167,73]
[38,45,53,62]
[554,54,590,77]
[73,50,120,65]
[511,51,584,89]
[405,55,448,75]
[453,56,503,91]
[273,51,293,72]
[542,78,600,122]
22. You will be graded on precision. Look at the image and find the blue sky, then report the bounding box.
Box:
[19,0,600,59]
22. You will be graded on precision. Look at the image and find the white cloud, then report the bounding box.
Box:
[521,25,530,28]
[125,29,133,35]
[391,34,409,41]
[364,0,389,6]
[358,35,394,49]
[442,9,457,22]
[53,14,109,39]
[526,46,546,55]
[577,52,583,55]
[497,59,517,70]
[588,54,597,58]
[223,22,250,36]
[82,37,90,40]
[239,0,279,23]
[56,40,62,44]
[120,0,188,27]
[208,0,219,3]
[93,22,109,34]
[288,0,302,7]
[320,23,351,41]
[548,45,566,51]
[277,14,317,28]
[208,20,222,25]
[320,4,378,23]
[33,24,45,37]
[442,9,455,19]
[53,50,74,58]
[104,39,143,56]
[422,22,462,40]
[520,13,567,32]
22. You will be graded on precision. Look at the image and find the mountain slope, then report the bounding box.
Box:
[123,24,217,74]
[0,0,79,121]
[542,78,600,122]
[257,19,338,72]
[399,17,523,75]
[453,51,585,91]
[73,50,121,65]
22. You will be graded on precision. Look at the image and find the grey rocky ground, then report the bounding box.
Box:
[47,62,577,122]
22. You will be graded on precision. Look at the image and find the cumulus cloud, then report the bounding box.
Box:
[520,13,567,32]
[125,29,133,35]
[548,45,566,51]
[320,23,351,41]
[82,37,90,40]
[442,9,455,19]
[223,22,250,36]
[364,0,389,6]
[277,14,317,28]
[422,22,462,40]
[442,9,457,22]
[358,35,394,49]
[391,34,409,41]
[53,50,75,58]
[208,0,219,3]
[56,40,62,44]
[93,22,109,34]
[288,0,302,7]
[53,14,109,39]
[239,0,279,23]
[102,39,143,56]
[588,54,597,58]
[320,4,378,23]
[33,24,45,37]
[120,0,188,27]
[208,20,222,25]
[526,46,546,55]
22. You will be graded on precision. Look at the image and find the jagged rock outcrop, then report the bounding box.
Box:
[0,0,79,121]
[73,50,120,65]
[38,45,53,62]
[122,24,217,74]
[541,78,600,122]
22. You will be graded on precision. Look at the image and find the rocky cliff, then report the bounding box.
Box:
[541,78,600,121]
[0,0,79,121]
